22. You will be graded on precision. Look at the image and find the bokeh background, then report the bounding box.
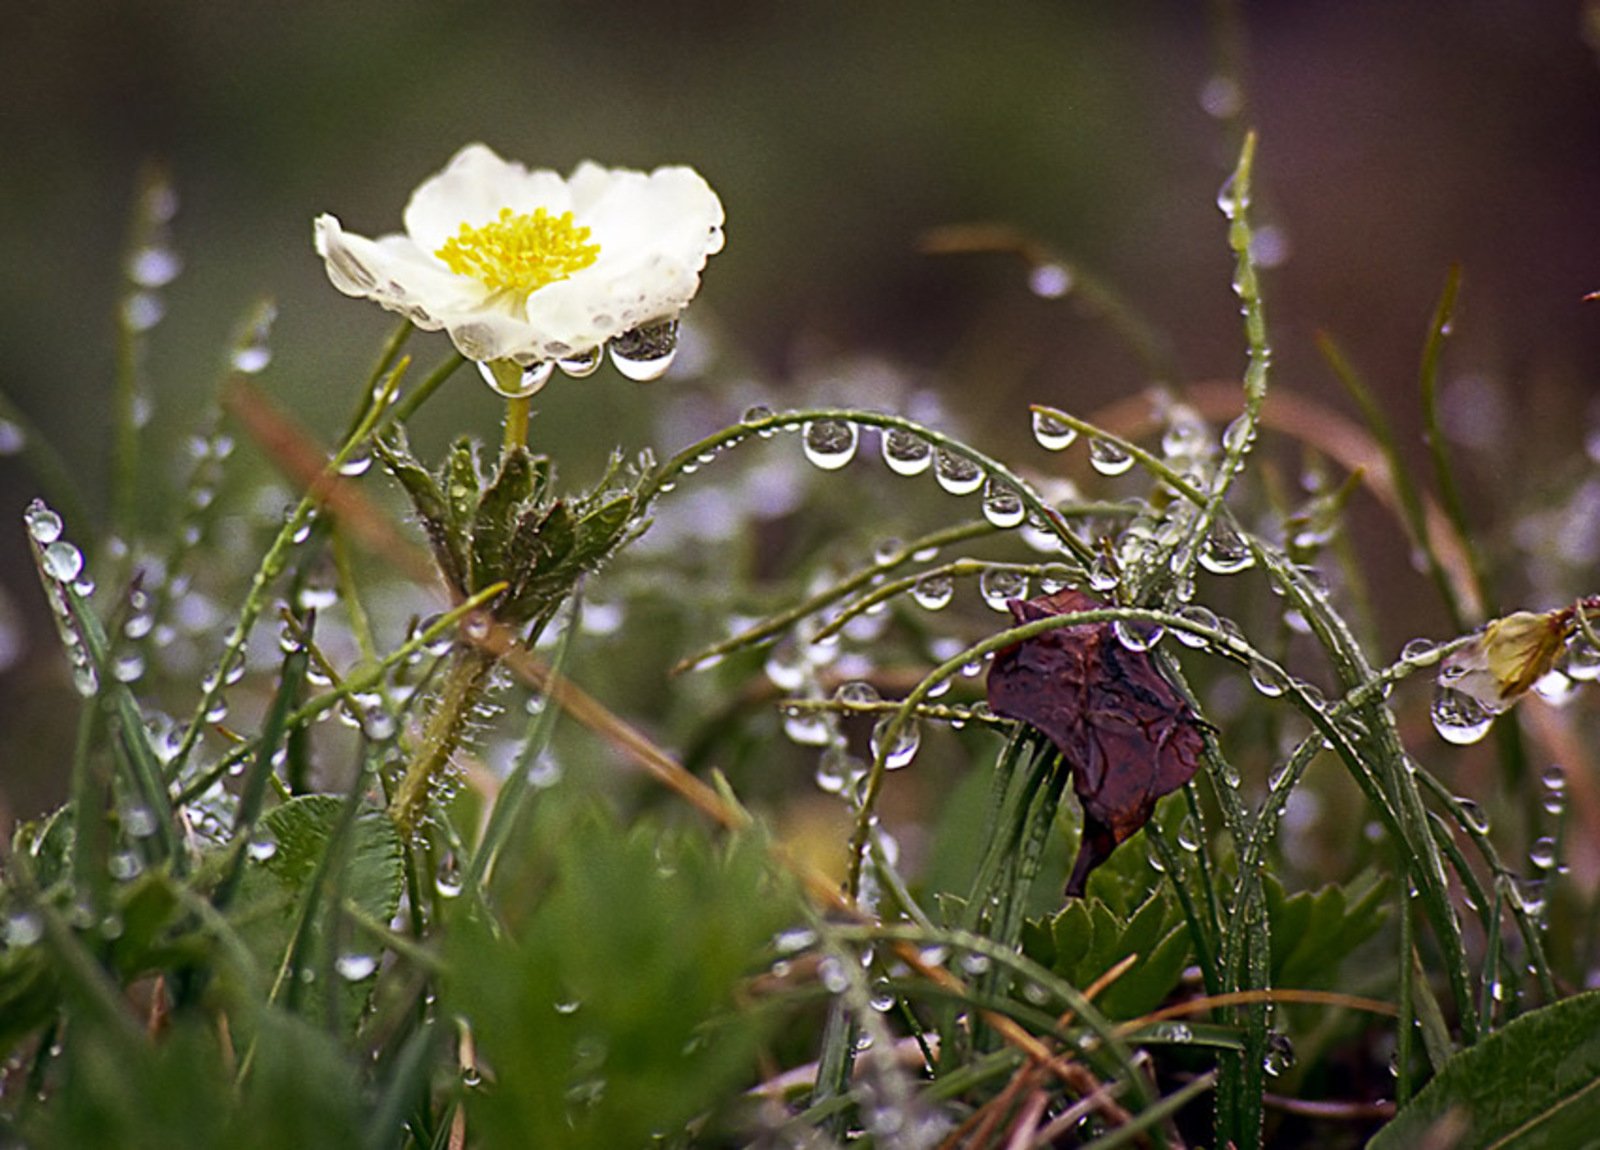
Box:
[2,0,1598,829]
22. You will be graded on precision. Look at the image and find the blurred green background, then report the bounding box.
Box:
[2,0,1599,825]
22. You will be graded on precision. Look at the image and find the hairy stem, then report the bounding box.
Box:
[390,644,497,837]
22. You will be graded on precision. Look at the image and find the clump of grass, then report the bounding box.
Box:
[1,122,1597,1150]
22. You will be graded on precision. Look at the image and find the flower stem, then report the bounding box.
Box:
[503,395,531,452]
[390,643,497,837]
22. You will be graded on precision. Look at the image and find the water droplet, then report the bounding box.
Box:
[244,828,279,862]
[112,653,145,683]
[812,747,853,796]
[981,480,1026,529]
[609,318,679,381]
[782,708,832,746]
[1401,637,1437,663]
[1508,876,1547,918]
[0,420,25,455]
[362,707,397,741]
[1530,836,1559,870]
[24,500,62,544]
[910,573,955,611]
[763,643,806,691]
[1028,262,1073,299]
[1032,563,1070,593]
[741,403,774,430]
[232,344,272,374]
[869,982,897,1012]
[1174,604,1217,647]
[42,541,84,583]
[1088,437,1134,476]
[1198,74,1242,118]
[881,427,933,476]
[1216,170,1250,219]
[958,951,990,975]
[834,680,880,706]
[934,449,984,495]
[1432,688,1493,745]
[1262,1032,1296,1077]
[1542,764,1567,793]
[1199,525,1254,574]
[556,345,602,378]
[123,291,165,332]
[1087,553,1119,591]
[979,567,1028,611]
[337,453,372,478]
[127,245,182,288]
[3,911,43,948]
[435,855,464,898]
[335,952,378,981]
[818,955,849,993]
[1248,658,1288,698]
[1031,410,1077,451]
[1114,618,1164,652]
[870,716,921,770]
[801,419,859,470]
[1456,797,1491,835]
[1564,637,1600,681]
[1222,414,1254,455]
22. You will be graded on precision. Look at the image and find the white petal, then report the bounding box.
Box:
[404,144,572,252]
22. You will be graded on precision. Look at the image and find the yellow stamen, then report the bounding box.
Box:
[435,206,600,296]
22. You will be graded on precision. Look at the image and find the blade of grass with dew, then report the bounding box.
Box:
[465,595,581,894]
[110,163,173,545]
[211,641,311,914]
[673,520,999,671]
[168,358,409,777]
[1248,540,1477,1043]
[58,580,183,872]
[636,407,1097,566]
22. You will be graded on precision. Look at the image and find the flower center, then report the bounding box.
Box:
[434,206,600,296]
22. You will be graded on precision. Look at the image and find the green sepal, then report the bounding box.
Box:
[372,429,468,595]
[471,447,541,595]
[441,437,484,557]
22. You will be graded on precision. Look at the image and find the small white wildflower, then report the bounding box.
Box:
[314,144,724,392]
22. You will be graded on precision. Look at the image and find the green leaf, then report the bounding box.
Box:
[1041,886,1192,1020]
[373,430,466,593]
[471,446,537,594]
[1369,992,1600,1150]
[1266,871,1388,989]
[228,795,403,1032]
[27,1011,367,1150]
[448,801,799,1149]
[570,491,636,568]
[441,436,483,541]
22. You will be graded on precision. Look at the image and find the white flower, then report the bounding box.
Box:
[314,144,724,391]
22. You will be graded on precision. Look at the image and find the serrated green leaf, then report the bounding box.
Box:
[504,500,578,617]
[1369,992,1600,1150]
[1050,900,1094,973]
[1267,871,1388,989]
[447,801,798,1149]
[229,795,403,1033]
[570,492,635,568]
[1041,885,1193,1020]
[471,446,535,594]
[373,430,466,593]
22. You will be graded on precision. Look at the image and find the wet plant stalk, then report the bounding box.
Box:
[391,643,497,837]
